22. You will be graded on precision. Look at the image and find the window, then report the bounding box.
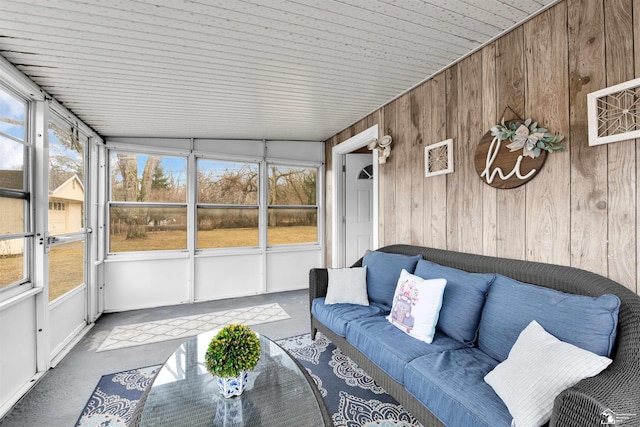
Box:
[108,151,187,253]
[48,119,84,236]
[0,85,30,292]
[267,165,318,245]
[358,164,374,180]
[197,159,259,249]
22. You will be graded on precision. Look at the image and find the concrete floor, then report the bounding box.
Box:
[0,289,310,427]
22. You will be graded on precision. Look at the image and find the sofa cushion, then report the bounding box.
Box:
[311,297,388,337]
[404,348,511,427]
[362,251,422,308]
[414,259,495,345]
[484,320,612,427]
[388,269,447,343]
[325,267,369,305]
[478,274,620,361]
[345,315,465,384]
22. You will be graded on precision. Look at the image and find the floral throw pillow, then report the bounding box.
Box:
[387,269,447,343]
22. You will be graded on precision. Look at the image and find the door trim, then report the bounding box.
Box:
[331,125,379,268]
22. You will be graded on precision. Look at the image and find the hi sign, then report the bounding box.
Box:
[474,125,547,189]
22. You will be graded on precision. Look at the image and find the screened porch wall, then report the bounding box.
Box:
[103,137,323,312]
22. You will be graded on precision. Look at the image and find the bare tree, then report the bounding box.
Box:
[48,122,84,189]
[113,154,162,239]
[197,164,258,230]
[268,167,316,227]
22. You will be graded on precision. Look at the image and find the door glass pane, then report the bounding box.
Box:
[267,208,318,245]
[197,207,259,249]
[0,197,24,235]
[110,152,187,203]
[49,240,84,302]
[358,164,374,180]
[109,206,187,252]
[0,86,26,140]
[0,238,25,289]
[48,122,85,235]
[0,135,25,191]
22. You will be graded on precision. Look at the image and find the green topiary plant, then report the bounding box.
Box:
[205,324,261,378]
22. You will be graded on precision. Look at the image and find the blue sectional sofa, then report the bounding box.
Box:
[309,245,640,427]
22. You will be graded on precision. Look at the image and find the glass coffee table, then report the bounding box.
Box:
[130,330,331,426]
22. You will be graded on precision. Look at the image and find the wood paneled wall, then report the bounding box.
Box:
[325,0,640,294]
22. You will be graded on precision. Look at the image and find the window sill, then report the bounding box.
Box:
[0,286,42,312]
[105,251,189,262]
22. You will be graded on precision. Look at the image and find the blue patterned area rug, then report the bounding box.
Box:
[76,333,422,427]
[278,333,423,427]
[75,365,161,427]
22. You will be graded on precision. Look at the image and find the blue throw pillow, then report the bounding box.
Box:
[478,274,620,361]
[414,259,495,346]
[362,251,422,307]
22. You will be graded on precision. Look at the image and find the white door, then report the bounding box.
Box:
[345,154,373,266]
[46,113,90,361]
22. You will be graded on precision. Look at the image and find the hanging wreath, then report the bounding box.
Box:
[490,118,565,159]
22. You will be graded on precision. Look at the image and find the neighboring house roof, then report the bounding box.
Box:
[50,174,84,202]
[49,171,76,191]
[0,170,24,189]
[1,170,84,198]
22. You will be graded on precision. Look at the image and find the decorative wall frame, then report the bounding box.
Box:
[424,139,453,177]
[587,77,640,146]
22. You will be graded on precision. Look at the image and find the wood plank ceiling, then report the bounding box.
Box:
[0,0,557,141]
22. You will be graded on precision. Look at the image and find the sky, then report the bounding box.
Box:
[0,88,26,170]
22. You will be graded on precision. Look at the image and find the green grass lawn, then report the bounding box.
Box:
[110,225,317,251]
[0,226,317,300]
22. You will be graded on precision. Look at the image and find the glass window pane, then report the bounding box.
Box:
[0,135,25,190]
[0,197,24,235]
[198,159,258,205]
[197,208,259,249]
[268,166,316,206]
[110,152,187,203]
[49,122,84,186]
[0,238,25,288]
[267,208,317,245]
[49,122,85,235]
[0,87,26,141]
[48,198,84,236]
[110,206,187,252]
[48,240,84,302]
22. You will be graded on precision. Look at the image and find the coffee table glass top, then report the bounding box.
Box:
[135,331,330,426]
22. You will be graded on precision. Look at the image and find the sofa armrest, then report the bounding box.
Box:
[551,299,640,427]
[309,268,328,339]
[309,268,329,301]
[551,361,640,426]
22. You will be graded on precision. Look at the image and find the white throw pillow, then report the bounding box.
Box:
[325,267,369,305]
[484,320,612,427]
[387,269,446,343]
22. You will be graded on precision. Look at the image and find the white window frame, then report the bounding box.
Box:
[106,147,189,258]
[195,156,261,252]
[0,83,34,301]
[266,161,320,249]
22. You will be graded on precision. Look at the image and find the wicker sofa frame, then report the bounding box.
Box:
[309,244,640,427]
